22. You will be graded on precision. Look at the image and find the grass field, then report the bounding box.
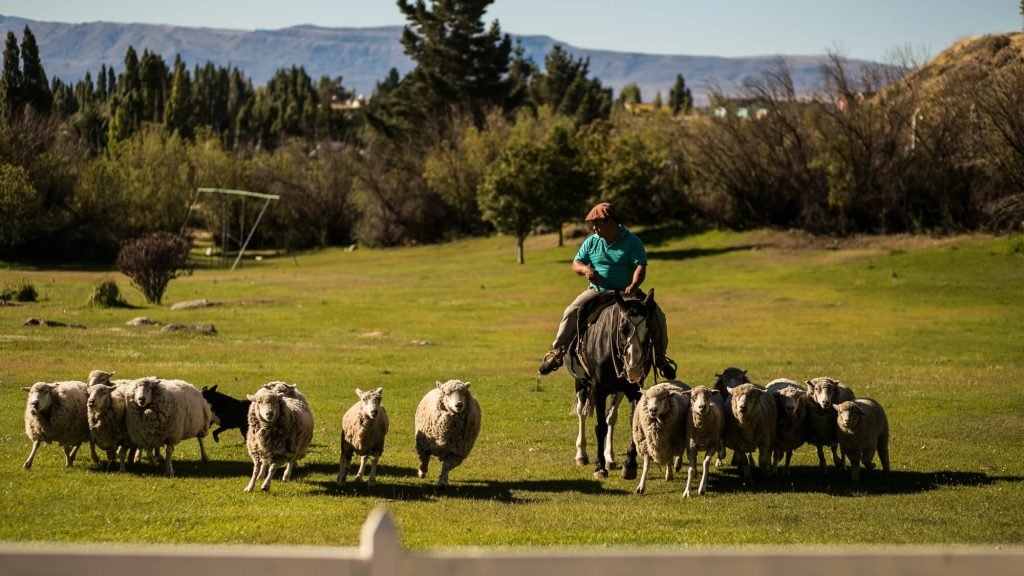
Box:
[1,229,1022,549]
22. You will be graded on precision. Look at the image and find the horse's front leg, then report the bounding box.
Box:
[574,381,589,466]
[621,396,639,480]
[593,393,609,480]
[604,392,621,469]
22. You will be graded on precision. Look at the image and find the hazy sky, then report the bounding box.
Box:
[2,0,1018,62]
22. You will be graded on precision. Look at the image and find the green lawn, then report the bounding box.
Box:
[1,229,1022,549]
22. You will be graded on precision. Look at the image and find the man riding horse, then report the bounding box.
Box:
[537,201,676,380]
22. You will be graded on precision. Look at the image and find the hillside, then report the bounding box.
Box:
[1,14,873,103]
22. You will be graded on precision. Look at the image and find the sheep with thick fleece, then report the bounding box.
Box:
[835,398,890,482]
[766,378,809,476]
[245,384,314,492]
[804,376,856,470]
[415,380,481,489]
[22,381,92,469]
[632,383,689,494]
[680,386,726,497]
[86,370,137,472]
[723,383,777,479]
[338,387,389,487]
[125,377,212,477]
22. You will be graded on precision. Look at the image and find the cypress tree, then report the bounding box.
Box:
[164,55,194,139]
[19,26,52,115]
[0,31,23,118]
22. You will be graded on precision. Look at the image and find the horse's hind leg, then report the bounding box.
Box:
[593,393,609,480]
[604,392,622,469]
[574,382,589,466]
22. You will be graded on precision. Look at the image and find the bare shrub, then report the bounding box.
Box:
[116,232,191,305]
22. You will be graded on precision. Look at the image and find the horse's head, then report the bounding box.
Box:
[613,289,656,384]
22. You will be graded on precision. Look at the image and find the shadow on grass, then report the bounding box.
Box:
[647,245,760,262]
[704,465,1023,496]
[306,461,621,502]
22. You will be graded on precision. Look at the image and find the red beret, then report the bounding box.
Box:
[585,202,617,222]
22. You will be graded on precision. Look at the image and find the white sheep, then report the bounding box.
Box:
[125,377,212,477]
[632,383,689,494]
[86,370,136,472]
[835,398,890,482]
[245,383,314,492]
[338,387,389,488]
[22,380,92,469]
[414,379,481,489]
[713,367,751,467]
[680,386,726,497]
[766,378,809,476]
[723,383,777,479]
[804,376,856,471]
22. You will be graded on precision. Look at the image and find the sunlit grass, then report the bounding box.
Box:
[1,230,1022,548]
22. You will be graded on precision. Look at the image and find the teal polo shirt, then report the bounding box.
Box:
[574,226,648,291]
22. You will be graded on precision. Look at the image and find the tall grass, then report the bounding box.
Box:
[1,230,1022,548]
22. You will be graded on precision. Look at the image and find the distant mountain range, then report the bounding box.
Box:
[1,14,876,104]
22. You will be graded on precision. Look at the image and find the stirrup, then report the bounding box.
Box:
[538,349,564,375]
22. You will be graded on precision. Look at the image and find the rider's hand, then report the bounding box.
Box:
[586,267,601,286]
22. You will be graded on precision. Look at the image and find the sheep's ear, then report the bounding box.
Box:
[710,389,720,396]
[374,387,383,395]
[463,382,471,389]
[201,386,208,391]
[355,388,364,397]
[22,387,31,393]
[210,385,218,392]
[246,394,255,401]
[436,381,443,389]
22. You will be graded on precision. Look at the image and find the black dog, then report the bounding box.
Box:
[201,385,251,442]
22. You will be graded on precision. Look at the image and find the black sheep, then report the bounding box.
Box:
[201,385,251,442]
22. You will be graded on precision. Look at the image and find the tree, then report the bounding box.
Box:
[0,163,41,255]
[164,55,194,138]
[19,26,51,115]
[116,231,191,304]
[385,0,514,131]
[668,73,693,116]
[478,139,548,264]
[0,31,22,118]
[478,109,590,262]
[528,44,612,125]
[108,46,143,142]
[617,83,642,107]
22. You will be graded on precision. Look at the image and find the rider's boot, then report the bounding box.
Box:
[538,347,566,375]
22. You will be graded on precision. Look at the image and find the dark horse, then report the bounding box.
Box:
[566,289,658,480]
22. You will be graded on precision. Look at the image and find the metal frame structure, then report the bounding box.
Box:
[182,188,281,271]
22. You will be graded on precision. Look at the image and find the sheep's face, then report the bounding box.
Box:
[132,379,156,408]
[647,390,674,424]
[689,387,719,420]
[778,389,805,419]
[714,367,750,394]
[807,378,841,410]
[730,384,762,421]
[356,387,383,420]
[87,370,114,386]
[835,401,863,430]
[252,393,282,424]
[88,383,114,412]
[22,382,55,415]
[436,380,471,414]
